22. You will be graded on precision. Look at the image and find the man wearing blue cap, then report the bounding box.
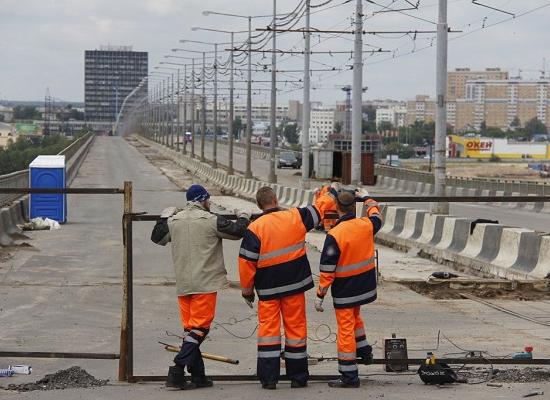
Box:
[152,184,250,390]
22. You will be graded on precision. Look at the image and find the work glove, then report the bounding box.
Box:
[356,188,370,201]
[330,182,341,191]
[242,292,255,309]
[314,296,324,312]
[312,187,320,196]
[160,206,179,218]
[235,209,251,220]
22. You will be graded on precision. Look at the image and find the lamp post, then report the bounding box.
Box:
[191,27,248,175]
[202,10,276,178]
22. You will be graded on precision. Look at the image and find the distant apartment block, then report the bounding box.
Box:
[406,95,436,125]
[85,45,148,122]
[309,109,335,144]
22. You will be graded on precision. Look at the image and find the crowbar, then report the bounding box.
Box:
[159,342,240,365]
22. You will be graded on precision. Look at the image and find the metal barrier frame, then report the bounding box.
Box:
[2,187,550,383]
[125,194,550,383]
[0,185,126,368]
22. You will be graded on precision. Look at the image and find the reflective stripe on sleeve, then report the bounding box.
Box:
[306,205,320,227]
[258,241,305,261]
[333,288,377,306]
[256,275,313,297]
[336,256,375,274]
[239,248,259,260]
[320,264,337,273]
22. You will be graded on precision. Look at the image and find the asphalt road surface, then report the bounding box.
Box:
[1,136,549,400]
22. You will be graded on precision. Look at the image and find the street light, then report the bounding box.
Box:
[202,10,276,179]
[190,27,249,175]
[180,39,226,168]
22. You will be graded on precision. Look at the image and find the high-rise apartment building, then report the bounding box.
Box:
[447,68,508,101]
[85,45,148,122]
[405,95,436,126]
[453,78,550,131]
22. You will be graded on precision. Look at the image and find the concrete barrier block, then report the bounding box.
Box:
[445,218,472,253]
[510,231,542,275]
[380,206,399,234]
[417,213,444,244]
[302,190,315,207]
[398,209,428,240]
[460,223,495,259]
[424,183,433,195]
[491,228,531,268]
[7,207,23,236]
[396,179,406,192]
[388,178,398,190]
[414,182,425,195]
[0,208,14,246]
[531,235,550,278]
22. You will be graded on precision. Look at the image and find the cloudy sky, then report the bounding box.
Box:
[1,0,549,105]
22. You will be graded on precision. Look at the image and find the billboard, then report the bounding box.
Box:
[15,123,39,134]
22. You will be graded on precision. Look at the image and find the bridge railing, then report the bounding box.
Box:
[375,163,550,195]
[0,132,95,207]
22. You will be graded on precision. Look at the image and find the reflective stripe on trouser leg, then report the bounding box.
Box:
[281,292,309,384]
[335,307,359,384]
[257,298,283,384]
[174,340,204,377]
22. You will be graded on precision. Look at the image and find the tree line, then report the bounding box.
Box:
[0,135,74,175]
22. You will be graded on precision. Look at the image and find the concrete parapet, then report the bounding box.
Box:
[398,209,427,240]
[531,235,550,278]
[491,228,531,269]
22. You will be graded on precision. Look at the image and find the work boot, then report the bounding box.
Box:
[291,380,308,388]
[166,365,197,390]
[191,375,213,388]
[357,345,373,365]
[262,382,277,390]
[328,379,360,388]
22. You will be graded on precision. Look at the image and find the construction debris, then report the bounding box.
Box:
[492,368,550,383]
[6,366,108,392]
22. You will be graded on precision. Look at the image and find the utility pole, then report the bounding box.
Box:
[176,68,181,152]
[183,64,188,154]
[268,0,278,183]
[213,43,218,169]
[432,0,449,214]
[161,80,166,146]
[245,16,253,178]
[201,51,206,162]
[351,0,363,185]
[170,73,175,148]
[301,0,311,189]
[191,59,196,158]
[228,32,235,175]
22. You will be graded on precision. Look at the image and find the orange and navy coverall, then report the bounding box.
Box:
[239,204,328,386]
[317,199,382,384]
[314,186,338,231]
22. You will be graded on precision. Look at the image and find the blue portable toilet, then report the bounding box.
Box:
[29,155,67,223]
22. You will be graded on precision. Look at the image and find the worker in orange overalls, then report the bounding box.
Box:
[314,188,382,388]
[238,186,331,390]
[314,182,340,231]
[151,185,250,390]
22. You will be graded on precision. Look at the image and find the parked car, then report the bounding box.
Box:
[277,151,300,169]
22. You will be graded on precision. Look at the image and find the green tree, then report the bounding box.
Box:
[382,142,414,159]
[480,120,487,134]
[524,117,547,140]
[334,121,342,134]
[282,123,299,144]
[13,106,41,120]
[510,116,521,129]
[232,117,243,138]
[484,127,506,138]
[362,119,376,133]
[378,121,394,132]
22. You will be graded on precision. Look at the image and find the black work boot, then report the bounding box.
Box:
[358,345,374,365]
[166,365,197,390]
[291,380,308,388]
[191,375,214,388]
[262,382,277,390]
[328,379,360,388]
